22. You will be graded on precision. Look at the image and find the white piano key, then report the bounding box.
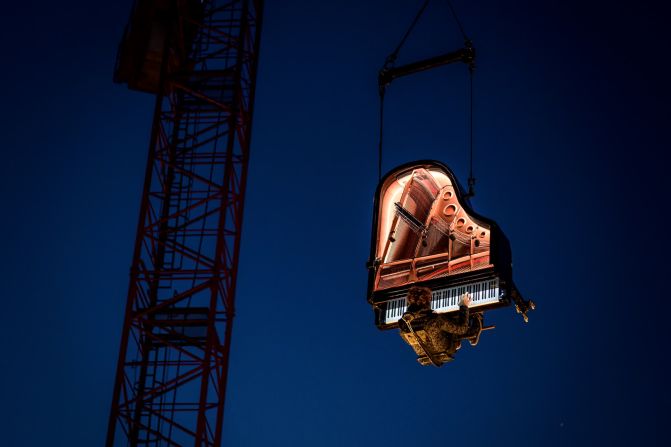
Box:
[383,277,501,324]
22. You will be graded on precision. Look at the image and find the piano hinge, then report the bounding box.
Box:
[366,257,381,270]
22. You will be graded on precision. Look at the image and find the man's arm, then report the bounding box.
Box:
[457,293,471,325]
[436,293,471,335]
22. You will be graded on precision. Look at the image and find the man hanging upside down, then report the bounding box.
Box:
[398,286,481,366]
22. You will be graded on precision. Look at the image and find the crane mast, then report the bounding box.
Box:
[106,1,263,445]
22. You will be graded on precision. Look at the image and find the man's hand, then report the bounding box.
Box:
[461,293,471,307]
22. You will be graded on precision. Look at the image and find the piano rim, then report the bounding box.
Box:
[374,299,509,331]
[369,269,513,331]
[369,267,506,304]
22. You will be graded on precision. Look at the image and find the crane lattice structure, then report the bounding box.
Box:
[106,1,263,445]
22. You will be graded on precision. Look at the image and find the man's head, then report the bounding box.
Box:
[407,286,432,309]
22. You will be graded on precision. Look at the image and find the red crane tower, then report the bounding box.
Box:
[106,1,263,445]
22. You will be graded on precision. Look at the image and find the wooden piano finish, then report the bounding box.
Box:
[367,161,530,330]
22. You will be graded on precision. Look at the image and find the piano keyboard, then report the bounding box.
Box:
[383,277,501,324]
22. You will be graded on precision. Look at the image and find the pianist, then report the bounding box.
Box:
[399,286,473,365]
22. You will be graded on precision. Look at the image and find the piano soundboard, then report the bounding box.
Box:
[383,277,501,324]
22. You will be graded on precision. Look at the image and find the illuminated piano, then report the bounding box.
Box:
[367,161,532,330]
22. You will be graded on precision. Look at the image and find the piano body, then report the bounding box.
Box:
[367,161,532,331]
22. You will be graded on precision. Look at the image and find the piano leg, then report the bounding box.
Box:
[511,287,535,323]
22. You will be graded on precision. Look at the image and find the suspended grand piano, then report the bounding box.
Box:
[367,161,533,331]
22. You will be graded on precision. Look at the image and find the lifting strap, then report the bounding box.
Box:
[378,0,429,181]
[377,0,476,197]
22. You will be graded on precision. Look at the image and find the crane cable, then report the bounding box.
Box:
[377,0,476,198]
[447,0,477,197]
[378,0,430,181]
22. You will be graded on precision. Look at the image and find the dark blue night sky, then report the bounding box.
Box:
[1,1,669,445]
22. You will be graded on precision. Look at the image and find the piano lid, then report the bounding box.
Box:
[367,161,512,303]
